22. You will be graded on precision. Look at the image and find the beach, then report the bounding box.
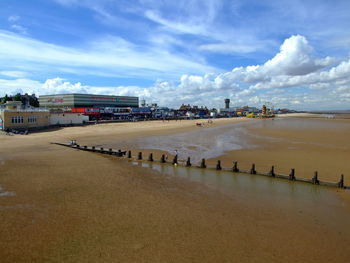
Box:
[1,115,350,262]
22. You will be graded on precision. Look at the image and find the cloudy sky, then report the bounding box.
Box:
[0,0,350,110]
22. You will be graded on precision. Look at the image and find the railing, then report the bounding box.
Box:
[0,108,49,113]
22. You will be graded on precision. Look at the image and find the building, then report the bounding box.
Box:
[39,94,139,109]
[0,101,50,131]
[50,112,89,125]
[224,98,230,109]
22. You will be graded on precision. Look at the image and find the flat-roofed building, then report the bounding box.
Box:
[38,94,139,109]
[49,112,89,125]
[0,101,50,131]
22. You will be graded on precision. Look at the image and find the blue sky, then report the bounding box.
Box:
[0,0,350,109]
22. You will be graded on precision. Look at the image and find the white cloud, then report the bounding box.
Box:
[8,15,20,23]
[10,24,27,34]
[0,30,218,80]
[0,71,30,78]
[1,35,350,110]
[0,78,42,96]
[263,35,335,76]
[198,43,258,54]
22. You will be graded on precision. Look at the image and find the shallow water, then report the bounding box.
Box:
[0,185,16,198]
[134,161,342,205]
[106,117,350,164]
[107,121,257,164]
[131,160,350,232]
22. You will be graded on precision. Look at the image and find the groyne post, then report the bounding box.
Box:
[109,148,113,155]
[148,153,154,162]
[160,154,166,163]
[127,150,132,158]
[312,171,320,185]
[173,155,178,165]
[92,146,95,152]
[216,160,222,170]
[232,161,239,172]
[200,158,206,168]
[338,174,344,188]
[83,146,87,150]
[186,157,191,167]
[100,147,104,152]
[289,169,295,180]
[250,163,256,174]
[118,149,122,156]
[269,165,275,177]
[138,152,142,160]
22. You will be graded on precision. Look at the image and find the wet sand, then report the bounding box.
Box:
[217,117,350,182]
[115,116,350,183]
[1,115,350,262]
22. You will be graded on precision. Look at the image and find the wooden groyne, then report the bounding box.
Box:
[52,142,348,189]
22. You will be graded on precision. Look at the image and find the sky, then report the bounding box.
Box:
[0,0,350,110]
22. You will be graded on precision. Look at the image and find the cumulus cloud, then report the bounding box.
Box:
[1,35,350,110]
[220,35,337,85]
[263,35,334,75]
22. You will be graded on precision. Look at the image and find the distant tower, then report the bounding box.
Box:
[262,105,267,115]
[224,99,230,109]
[141,99,146,107]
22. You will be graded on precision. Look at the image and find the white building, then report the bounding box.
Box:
[49,112,89,125]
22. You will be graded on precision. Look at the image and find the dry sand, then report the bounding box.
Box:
[0,116,349,262]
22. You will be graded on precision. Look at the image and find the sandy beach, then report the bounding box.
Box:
[1,115,350,262]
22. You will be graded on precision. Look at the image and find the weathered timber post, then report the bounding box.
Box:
[186,157,191,167]
[109,148,113,155]
[92,146,95,152]
[232,161,239,172]
[76,144,80,148]
[250,163,256,174]
[160,154,166,163]
[200,158,206,168]
[138,152,142,160]
[83,146,87,149]
[173,155,178,165]
[289,168,295,180]
[269,165,275,177]
[127,150,132,158]
[148,153,154,162]
[216,160,222,170]
[118,149,122,156]
[338,174,344,188]
[100,147,104,152]
[312,171,320,185]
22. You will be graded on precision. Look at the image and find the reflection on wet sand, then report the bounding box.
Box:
[109,117,350,181]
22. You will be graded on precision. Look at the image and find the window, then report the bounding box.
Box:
[28,116,37,123]
[11,116,24,124]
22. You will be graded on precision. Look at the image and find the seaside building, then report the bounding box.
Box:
[49,112,89,126]
[0,101,50,131]
[178,104,209,118]
[38,94,139,109]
